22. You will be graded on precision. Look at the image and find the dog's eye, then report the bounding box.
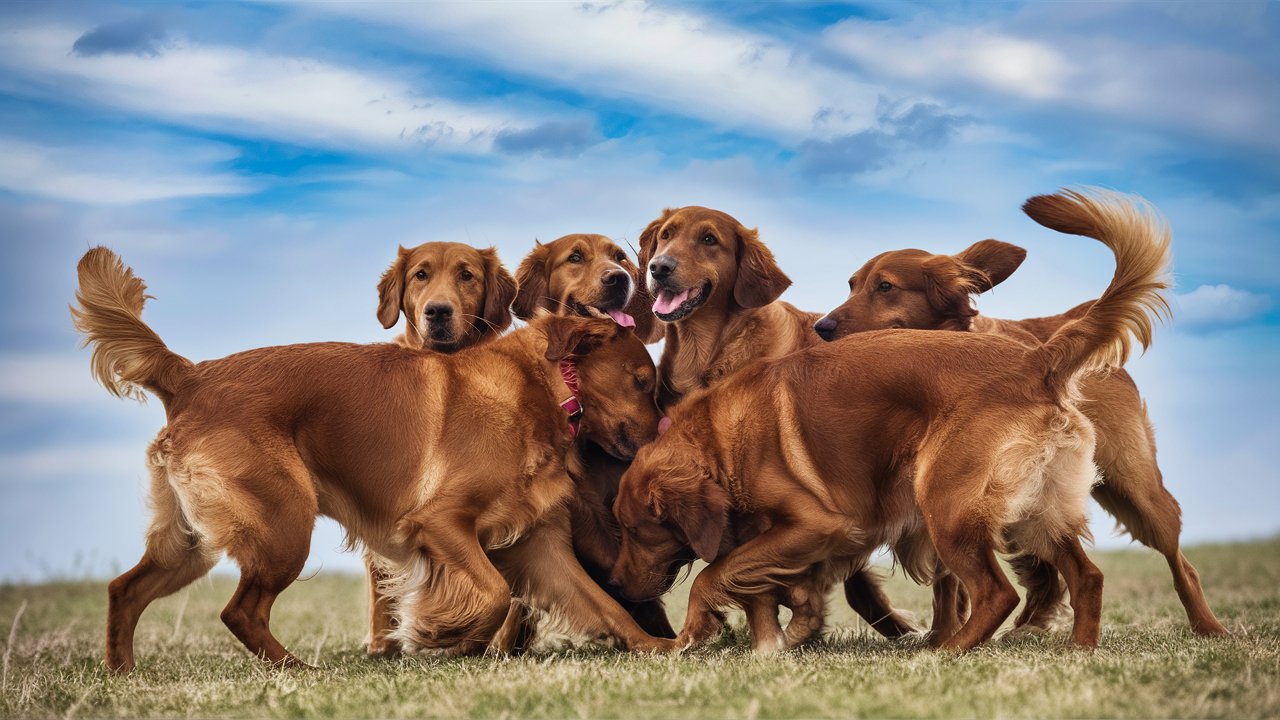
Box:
[878,281,893,292]
[414,270,427,281]
[459,268,474,281]
[660,229,670,240]
[568,251,583,264]
[701,234,717,246]
[614,251,627,263]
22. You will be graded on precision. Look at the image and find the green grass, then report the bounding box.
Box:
[2,539,1278,718]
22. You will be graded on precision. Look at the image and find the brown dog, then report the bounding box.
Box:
[367,241,518,655]
[814,205,1227,637]
[377,241,517,351]
[514,233,663,344]
[637,207,919,640]
[512,233,675,640]
[614,188,1172,652]
[72,247,673,671]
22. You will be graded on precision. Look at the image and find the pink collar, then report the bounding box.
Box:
[558,358,584,437]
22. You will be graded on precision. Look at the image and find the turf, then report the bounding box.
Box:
[1,538,1277,718]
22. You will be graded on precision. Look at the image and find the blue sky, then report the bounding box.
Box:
[1,1,1277,581]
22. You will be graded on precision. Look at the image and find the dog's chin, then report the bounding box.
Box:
[651,280,712,322]
[424,327,459,352]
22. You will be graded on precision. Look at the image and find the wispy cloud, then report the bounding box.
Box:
[1174,284,1272,332]
[295,1,885,141]
[822,13,1280,153]
[0,25,542,153]
[0,135,251,205]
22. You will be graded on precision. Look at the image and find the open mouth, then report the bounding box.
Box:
[569,296,636,328]
[652,281,711,322]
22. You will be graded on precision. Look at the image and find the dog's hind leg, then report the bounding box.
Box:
[106,436,217,673]
[1044,535,1104,647]
[1008,552,1070,633]
[1086,377,1227,636]
[1091,449,1228,635]
[917,457,1019,650]
[218,451,317,668]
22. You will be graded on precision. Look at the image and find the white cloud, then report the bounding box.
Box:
[292,1,884,140]
[822,17,1280,152]
[825,25,1069,100]
[1174,284,1271,331]
[0,25,539,153]
[0,135,251,205]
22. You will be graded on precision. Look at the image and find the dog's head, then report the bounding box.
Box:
[513,234,662,343]
[638,207,790,323]
[610,410,726,602]
[814,239,1026,341]
[539,314,661,460]
[377,242,517,352]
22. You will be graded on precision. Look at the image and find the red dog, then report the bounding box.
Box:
[614,188,1172,652]
[814,197,1226,637]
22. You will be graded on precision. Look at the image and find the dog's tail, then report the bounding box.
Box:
[1023,188,1172,393]
[70,247,193,404]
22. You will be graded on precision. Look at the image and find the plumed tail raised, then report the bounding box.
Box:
[1023,188,1172,392]
[70,247,192,403]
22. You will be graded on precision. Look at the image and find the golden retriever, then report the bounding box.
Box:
[613,189,1170,652]
[72,248,673,671]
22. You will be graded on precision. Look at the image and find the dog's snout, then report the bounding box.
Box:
[424,302,454,322]
[649,255,677,281]
[602,269,628,287]
[814,316,837,341]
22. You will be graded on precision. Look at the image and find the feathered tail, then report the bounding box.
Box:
[1023,188,1172,392]
[70,247,192,403]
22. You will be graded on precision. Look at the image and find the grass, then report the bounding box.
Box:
[2,538,1278,718]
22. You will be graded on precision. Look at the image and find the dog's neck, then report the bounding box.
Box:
[657,299,804,410]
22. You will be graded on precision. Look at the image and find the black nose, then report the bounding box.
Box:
[649,255,676,280]
[424,302,453,322]
[602,269,628,287]
[814,316,837,341]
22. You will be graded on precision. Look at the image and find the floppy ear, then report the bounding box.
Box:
[479,247,517,334]
[953,239,1026,293]
[512,241,551,320]
[733,225,791,309]
[654,472,727,563]
[542,316,617,362]
[636,209,675,279]
[922,255,985,322]
[377,246,409,329]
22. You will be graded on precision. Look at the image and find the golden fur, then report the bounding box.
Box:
[815,189,1225,637]
[511,233,676,640]
[72,248,673,672]
[637,206,920,639]
[613,189,1172,652]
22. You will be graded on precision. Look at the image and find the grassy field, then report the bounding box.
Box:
[1,538,1277,719]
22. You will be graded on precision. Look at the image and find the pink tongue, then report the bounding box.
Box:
[653,288,690,315]
[606,308,636,328]
[657,416,672,435]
